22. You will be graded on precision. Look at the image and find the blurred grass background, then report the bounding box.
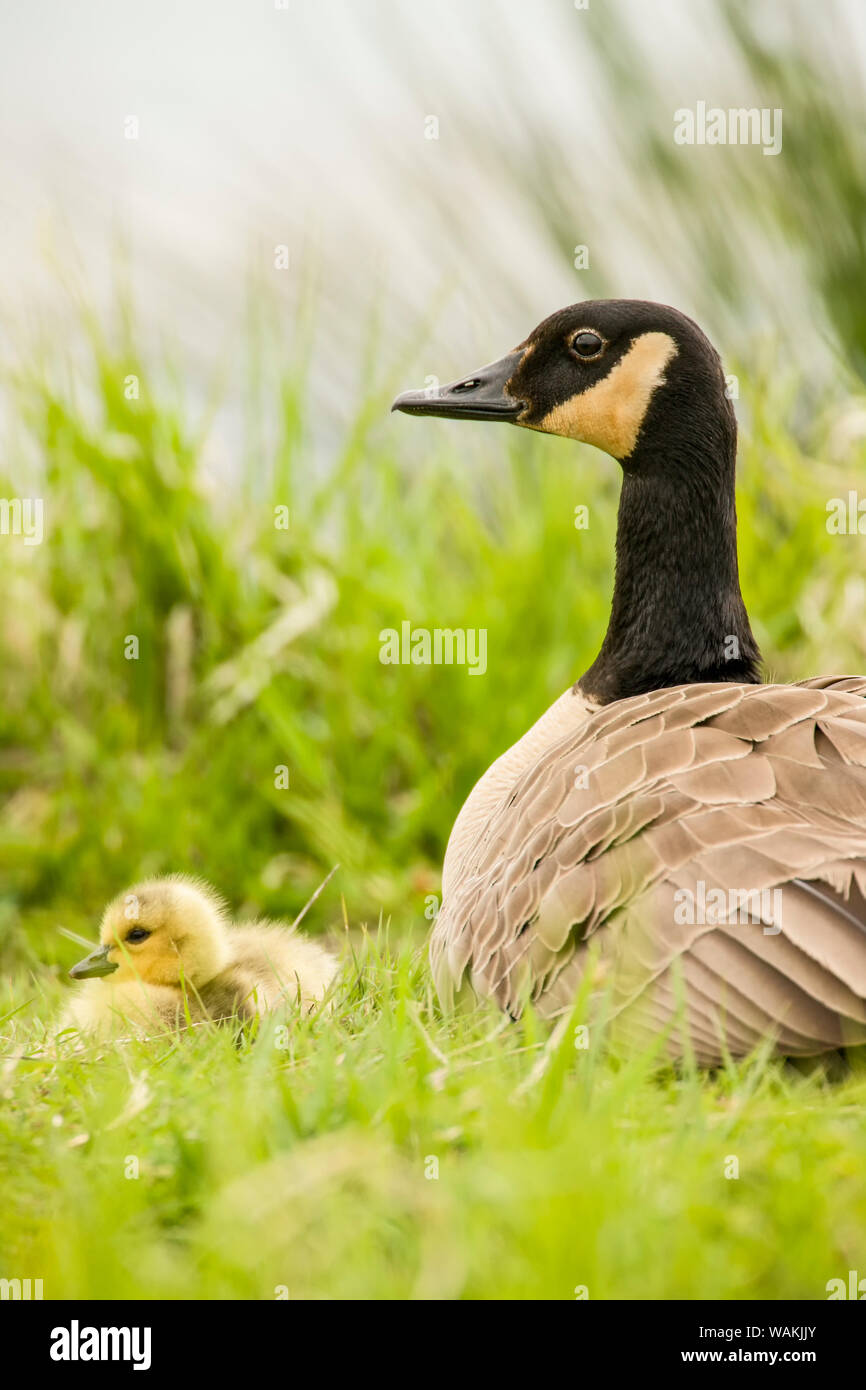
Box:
[2,0,866,1300]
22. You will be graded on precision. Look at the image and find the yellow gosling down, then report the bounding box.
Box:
[60,876,338,1040]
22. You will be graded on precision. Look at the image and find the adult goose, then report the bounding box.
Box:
[392,299,866,1065]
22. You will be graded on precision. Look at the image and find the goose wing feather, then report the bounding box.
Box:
[432,679,866,1059]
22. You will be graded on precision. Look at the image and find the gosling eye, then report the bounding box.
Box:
[126,927,151,944]
[571,331,604,359]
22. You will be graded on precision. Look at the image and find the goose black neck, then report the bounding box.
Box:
[578,420,761,705]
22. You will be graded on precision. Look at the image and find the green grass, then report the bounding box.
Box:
[5,937,866,1300]
[3,287,866,1298]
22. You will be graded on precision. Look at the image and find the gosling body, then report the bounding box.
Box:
[62,876,337,1039]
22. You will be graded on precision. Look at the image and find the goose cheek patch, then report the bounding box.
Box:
[529,331,678,459]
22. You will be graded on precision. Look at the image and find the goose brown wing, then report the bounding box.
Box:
[431,679,866,1061]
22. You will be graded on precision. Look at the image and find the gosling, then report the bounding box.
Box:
[60,875,338,1039]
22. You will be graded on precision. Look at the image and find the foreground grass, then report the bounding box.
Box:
[5,939,866,1295]
[3,933,866,1301]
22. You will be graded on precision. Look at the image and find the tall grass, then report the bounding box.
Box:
[2,282,866,972]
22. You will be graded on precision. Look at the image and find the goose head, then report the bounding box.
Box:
[391,299,734,469]
[392,299,760,703]
[69,877,231,988]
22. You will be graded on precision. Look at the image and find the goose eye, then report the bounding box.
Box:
[572,331,604,358]
[126,927,150,944]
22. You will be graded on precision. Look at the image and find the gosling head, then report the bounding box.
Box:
[69,876,231,988]
[391,299,733,469]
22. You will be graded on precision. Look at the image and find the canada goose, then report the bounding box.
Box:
[393,299,866,1065]
[61,876,337,1039]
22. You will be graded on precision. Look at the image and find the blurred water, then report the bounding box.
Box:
[1,0,863,471]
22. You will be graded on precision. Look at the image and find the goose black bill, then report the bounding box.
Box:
[391,350,524,422]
